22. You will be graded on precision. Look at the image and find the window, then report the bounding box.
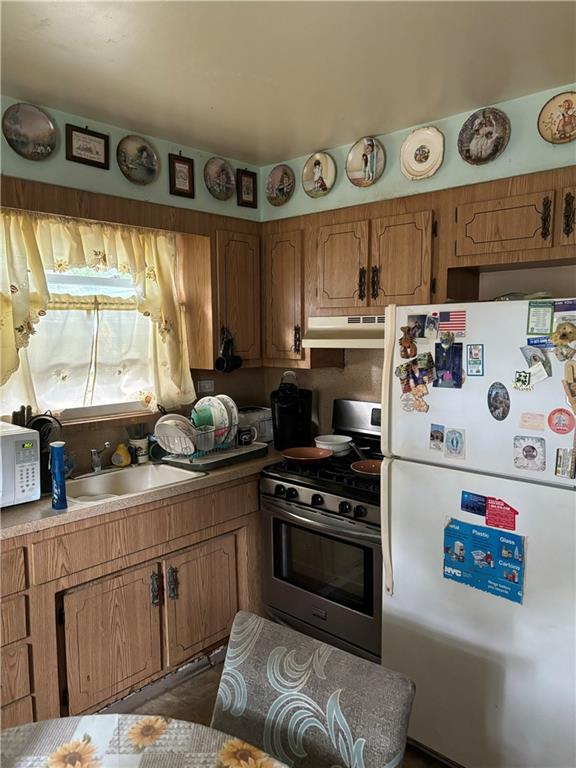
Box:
[1,267,156,417]
[1,210,195,418]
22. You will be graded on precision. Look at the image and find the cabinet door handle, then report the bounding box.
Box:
[167,566,179,600]
[371,266,380,300]
[358,267,367,300]
[563,192,575,237]
[293,325,301,354]
[541,196,552,240]
[150,572,160,607]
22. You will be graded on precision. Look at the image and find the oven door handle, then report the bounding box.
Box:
[261,500,381,544]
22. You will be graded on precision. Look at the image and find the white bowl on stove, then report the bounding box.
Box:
[314,435,352,456]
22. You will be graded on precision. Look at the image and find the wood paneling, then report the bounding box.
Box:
[164,534,238,667]
[1,176,260,238]
[263,230,304,361]
[316,220,369,310]
[217,231,261,360]
[1,595,28,647]
[1,643,30,703]
[371,211,433,305]
[455,190,555,257]
[1,548,26,597]
[63,563,162,714]
[31,481,258,584]
[1,696,34,730]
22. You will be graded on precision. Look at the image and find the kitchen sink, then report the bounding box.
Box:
[67,463,205,503]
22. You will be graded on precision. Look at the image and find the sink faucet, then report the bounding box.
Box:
[90,441,111,473]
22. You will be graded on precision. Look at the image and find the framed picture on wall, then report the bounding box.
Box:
[65,124,110,169]
[236,168,258,208]
[168,153,195,198]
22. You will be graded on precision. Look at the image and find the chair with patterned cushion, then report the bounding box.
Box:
[211,611,416,768]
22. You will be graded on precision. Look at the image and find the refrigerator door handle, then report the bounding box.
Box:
[381,457,394,596]
[381,303,396,457]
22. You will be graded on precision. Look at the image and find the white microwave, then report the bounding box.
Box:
[0,423,41,507]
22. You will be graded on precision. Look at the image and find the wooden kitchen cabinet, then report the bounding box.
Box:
[177,230,261,370]
[164,534,238,667]
[262,230,343,368]
[315,220,370,311]
[371,211,433,306]
[455,190,556,258]
[558,187,576,247]
[313,214,433,314]
[62,563,163,714]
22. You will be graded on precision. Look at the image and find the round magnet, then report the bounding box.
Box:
[548,408,575,434]
[487,382,510,421]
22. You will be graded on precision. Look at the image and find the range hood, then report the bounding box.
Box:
[302,315,385,349]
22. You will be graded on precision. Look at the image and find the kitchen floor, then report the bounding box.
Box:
[114,660,445,768]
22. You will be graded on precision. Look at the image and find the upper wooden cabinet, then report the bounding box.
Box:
[63,563,163,714]
[263,230,304,362]
[177,230,261,369]
[455,190,556,258]
[316,221,369,310]
[371,211,433,306]
[216,231,261,361]
[312,214,433,314]
[262,231,344,368]
[558,187,576,247]
[164,534,238,668]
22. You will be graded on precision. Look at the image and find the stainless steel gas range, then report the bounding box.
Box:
[261,399,382,662]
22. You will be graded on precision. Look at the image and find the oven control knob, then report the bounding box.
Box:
[354,505,368,519]
[274,484,286,497]
[311,494,324,507]
[338,501,352,515]
[286,487,299,501]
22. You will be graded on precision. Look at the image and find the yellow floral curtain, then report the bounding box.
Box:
[0,209,195,407]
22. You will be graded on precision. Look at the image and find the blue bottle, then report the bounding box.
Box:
[50,441,67,510]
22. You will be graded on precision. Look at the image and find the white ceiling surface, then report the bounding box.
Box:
[2,1,575,165]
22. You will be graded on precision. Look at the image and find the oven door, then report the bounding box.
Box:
[262,497,382,658]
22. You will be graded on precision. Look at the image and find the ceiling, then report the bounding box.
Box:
[2,1,575,165]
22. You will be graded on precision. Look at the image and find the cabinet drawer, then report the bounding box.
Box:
[0,548,27,597]
[1,695,34,730]
[1,644,31,703]
[31,509,168,584]
[1,595,28,647]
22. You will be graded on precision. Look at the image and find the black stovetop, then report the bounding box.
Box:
[262,453,381,505]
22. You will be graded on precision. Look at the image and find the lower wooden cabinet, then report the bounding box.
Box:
[63,563,163,714]
[164,534,238,667]
[1,695,34,730]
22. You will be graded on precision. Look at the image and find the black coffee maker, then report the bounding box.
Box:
[270,371,312,450]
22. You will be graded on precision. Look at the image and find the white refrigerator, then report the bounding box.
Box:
[379,300,576,768]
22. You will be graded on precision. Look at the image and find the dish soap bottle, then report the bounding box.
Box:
[111,442,131,467]
[50,441,67,510]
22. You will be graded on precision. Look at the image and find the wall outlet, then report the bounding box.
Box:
[198,379,215,394]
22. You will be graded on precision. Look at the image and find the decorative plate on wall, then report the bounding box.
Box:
[302,151,337,198]
[400,126,444,180]
[537,91,576,144]
[204,157,235,201]
[266,163,296,206]
[457,107,511,165]
[2,102,56,160]
[345,137,385,187]
[116,135,160,184]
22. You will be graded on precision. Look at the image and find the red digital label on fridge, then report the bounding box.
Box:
[486,498,518,531]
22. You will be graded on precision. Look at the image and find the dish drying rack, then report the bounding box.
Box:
[154,416,267,470]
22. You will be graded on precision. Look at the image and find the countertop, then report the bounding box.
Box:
[1,451,281,541]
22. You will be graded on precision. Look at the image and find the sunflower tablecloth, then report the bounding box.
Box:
[0,714,289,768]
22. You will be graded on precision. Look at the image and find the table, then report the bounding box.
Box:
[0,714,288,768]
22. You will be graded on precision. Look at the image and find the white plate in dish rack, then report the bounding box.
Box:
[193,396,229,444]
[216,394,239,442]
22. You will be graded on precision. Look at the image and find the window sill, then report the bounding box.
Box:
[60,410,160,434]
